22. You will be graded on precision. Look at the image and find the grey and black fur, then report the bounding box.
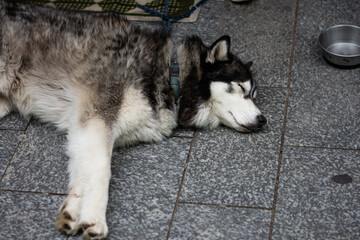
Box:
[1,1,174,127]
[0,1,266,239]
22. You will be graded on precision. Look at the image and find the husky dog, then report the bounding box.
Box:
[0,1,266,239]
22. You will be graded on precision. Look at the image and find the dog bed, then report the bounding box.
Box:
[14,0,201,22]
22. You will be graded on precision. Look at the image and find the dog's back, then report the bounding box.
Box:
[0,2,175,134]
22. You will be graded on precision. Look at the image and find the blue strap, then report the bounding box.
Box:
[163,0,170,31]
[137,0,209,32]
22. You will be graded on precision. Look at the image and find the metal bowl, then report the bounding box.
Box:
[318,25,360,67]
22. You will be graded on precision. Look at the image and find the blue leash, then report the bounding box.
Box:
[137,0,209,32]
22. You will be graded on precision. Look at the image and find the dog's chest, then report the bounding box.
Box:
[112,85,175,147]
[115,85,152,128]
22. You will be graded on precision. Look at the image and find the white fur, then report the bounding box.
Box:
[113,85,177,147]
[192,81,261,132]
[60,117,113,238]
[206,39,229,63]
[240,81,251,95]
[190,101,220,129]
[0,95,11,119]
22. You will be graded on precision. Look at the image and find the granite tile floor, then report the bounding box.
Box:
[0,0,359,239]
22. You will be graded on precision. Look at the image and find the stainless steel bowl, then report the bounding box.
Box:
[318,25,360,67]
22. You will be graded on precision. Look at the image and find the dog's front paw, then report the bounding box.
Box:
[81,220,108,240]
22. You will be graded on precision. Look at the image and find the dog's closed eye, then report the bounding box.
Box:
[238,83,245,92]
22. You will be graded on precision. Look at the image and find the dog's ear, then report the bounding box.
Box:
[245,61,253,69]
[206,35,231,63]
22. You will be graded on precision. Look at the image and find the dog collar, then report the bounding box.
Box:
[170,62,180,101]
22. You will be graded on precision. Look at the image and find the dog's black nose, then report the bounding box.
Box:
[257,115,267,127]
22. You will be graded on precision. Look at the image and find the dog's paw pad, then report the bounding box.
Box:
[63,211,76,221]
[88,231,101,238]
[55,210,80,235]
[82,223,94,231]
[83,231,106,240]
[82,222,108,240]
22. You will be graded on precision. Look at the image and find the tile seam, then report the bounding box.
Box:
[0,115,31,131]
[0,118,57,192]
[179,201,272,211]
[0,128,27,131]
[171,134,194,139]
[24,117,33,131]
[268,0,300,239]
[0,132,24,186]
[166,130,196,240]
[257,86,287,89]
[0,188,67,196]
[283,144,360,151]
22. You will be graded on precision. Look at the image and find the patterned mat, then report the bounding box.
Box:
[16,0,201,22]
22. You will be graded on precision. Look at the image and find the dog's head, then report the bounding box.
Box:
[178,35,266,132]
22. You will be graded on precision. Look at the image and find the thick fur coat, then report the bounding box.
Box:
[0,1,266,239]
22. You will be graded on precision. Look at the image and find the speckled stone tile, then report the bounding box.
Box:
[103,198,175,239]
[103,138,190,239]
[285,84,359,149]
[0,191,66,240]
[180,88,286,207]
[272,147,360,240]
[0,120,68,194]
[0,112,29,130]
[218,0,296,87]
[110,138,191,199]
[169,204,271,240]
[0,130,23,177]
[131,1,224,50]
[284,0,360,149]
[170,0,224,48]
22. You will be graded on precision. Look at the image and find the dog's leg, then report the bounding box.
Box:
[0,94,11,119]
[56,117,113,239]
